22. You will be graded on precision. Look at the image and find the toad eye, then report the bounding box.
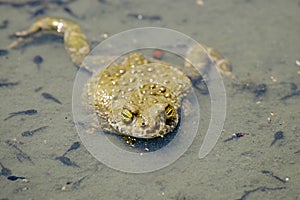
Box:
[165,104,175,119]
[121,108,134,123]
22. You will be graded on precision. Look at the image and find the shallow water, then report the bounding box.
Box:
[0,0,300,199]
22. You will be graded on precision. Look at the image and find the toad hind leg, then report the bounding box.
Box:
[8,16,90,67]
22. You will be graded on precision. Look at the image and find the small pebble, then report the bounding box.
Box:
[100,33,109,39]
[270,76,277,82]
[284,177,290,182]
[153,49,164,60]
[196,0,204,5]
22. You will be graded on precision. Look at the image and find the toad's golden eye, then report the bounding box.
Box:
[165,104,175,119]
[121,108,134,123]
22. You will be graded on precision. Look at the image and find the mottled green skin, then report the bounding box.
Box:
[88,53,192,138]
